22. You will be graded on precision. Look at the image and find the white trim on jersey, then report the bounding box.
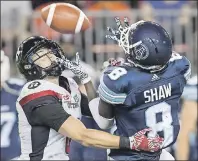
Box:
[98,78,127,104]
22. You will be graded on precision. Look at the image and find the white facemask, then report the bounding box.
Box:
[1,50,10,83]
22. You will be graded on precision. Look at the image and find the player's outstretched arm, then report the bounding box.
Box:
[58,115,164,151]
[21,95,124,149]
[23,95,163,151]
[58,116,121,149]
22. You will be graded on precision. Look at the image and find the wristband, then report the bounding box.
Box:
[119,137,130,149]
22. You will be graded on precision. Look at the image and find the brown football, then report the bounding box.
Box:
[41,3,91,34]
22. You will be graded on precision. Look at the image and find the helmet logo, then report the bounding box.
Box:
[24,64,31,69]
[134,43,149,60]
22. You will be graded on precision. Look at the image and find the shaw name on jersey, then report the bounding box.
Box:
[144,83,171,103]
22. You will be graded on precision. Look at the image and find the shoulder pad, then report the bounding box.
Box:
[98,66,127,104]
[18,80,62,102]
[169,53,191,81]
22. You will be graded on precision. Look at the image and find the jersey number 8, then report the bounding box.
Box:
[108,67,127,80]
[145,102,174,147]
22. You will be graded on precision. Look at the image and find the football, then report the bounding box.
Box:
[41,3,91,34]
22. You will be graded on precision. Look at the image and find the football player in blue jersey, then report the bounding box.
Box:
[1,50,25,161]
[61,18,191,160]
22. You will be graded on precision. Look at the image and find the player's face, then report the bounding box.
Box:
[32,48,57,69]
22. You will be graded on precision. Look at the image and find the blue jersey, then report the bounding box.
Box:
[98,55,191,158]
[1,78,25,160]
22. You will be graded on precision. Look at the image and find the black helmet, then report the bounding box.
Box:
[16,36,65,81]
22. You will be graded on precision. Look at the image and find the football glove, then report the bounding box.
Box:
[106,17,130,43]
[129,128,164,152]
[56,52,91,84]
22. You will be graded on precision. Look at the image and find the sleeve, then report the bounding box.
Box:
[98,68,127,104]
[20,94,71,132]
[180,56,191,82]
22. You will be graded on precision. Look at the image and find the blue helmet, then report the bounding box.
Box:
[119,21,172,72]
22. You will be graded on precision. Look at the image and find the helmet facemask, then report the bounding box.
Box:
[20,41,66,80]
[31,48,58,70]
[30,47,65,78]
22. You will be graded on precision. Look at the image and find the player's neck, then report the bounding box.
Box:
[44,76,59,85]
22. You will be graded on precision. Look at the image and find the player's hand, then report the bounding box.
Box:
[106,17,129,43]
[56,53,91,84]
[129,128,164,152]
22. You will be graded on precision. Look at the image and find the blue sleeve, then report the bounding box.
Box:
[172,55,191,82]
[98,68,127,104]
[3,78,25,96]
[6,78,25,93]
[180,56,191,82]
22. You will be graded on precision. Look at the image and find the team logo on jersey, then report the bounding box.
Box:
[28,81,41,89]
[73,94,79,103]
[134,43,149,60]
[68,94,79,109]
[61,94,71,101]
[61,93,79,109]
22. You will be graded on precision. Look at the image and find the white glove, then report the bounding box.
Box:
[56,53,91,84]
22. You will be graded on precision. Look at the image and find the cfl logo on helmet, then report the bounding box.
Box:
[134,43,149,60]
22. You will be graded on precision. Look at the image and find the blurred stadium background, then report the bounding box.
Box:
[1,1,197,161]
